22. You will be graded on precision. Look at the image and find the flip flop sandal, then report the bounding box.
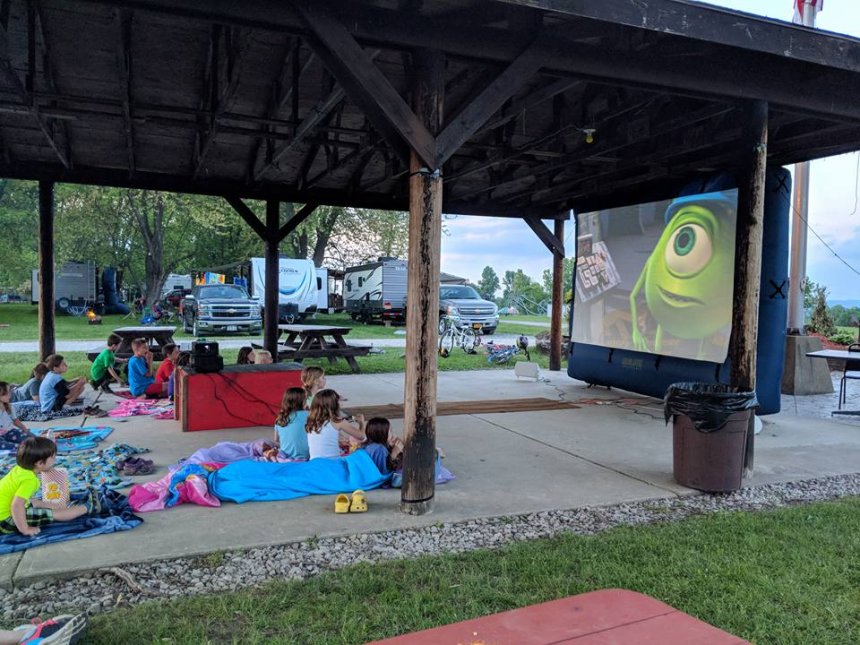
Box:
[334,493,350,513]
[349,490,368,513]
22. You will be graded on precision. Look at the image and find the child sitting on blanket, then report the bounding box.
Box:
[253,349,273,365]
[0,437,95,537]
[361,417,404,475]
[274,387,309,460]
[90,333,126,394]
[155,343,180,385]
[38,355,87,413]
[0,382,31,446]
[128,339,167,399]
[305,389,365,459]
[11,363,48,405]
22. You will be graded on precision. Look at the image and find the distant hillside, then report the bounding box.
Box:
[829,299,860,309]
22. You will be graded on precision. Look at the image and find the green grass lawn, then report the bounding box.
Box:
[83,498,860,644]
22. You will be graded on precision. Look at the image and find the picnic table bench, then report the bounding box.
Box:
[272,324,370,373]
[86,325,177,362]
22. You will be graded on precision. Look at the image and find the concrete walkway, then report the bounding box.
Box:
[1,368,858,589]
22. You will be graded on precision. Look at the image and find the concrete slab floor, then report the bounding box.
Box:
[1,368,858,588]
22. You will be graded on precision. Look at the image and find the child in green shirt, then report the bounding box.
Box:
[90,333,125,394]
[0,437,92,536]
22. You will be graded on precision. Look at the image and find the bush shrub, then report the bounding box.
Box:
[827,332,856,347]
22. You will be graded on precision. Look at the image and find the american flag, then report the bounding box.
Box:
[793,0,823,24]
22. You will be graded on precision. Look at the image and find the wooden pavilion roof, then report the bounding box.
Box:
[1,0,859,217]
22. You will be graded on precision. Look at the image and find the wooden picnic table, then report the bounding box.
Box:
[275,324,370,373]
[87,326,177,362]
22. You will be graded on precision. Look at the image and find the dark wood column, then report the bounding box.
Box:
[401,49,444,516]
[729,100,768,476]
[549,218,565,371]
[38,180,55,359]
[264,200,280,361]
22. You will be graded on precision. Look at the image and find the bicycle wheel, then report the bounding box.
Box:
[461,328,478,354]
[438,329,455,357]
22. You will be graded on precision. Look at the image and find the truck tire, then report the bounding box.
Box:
[192,317,199,338]
[57,297,71,311]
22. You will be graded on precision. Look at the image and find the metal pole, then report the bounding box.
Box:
[786,0,817,334]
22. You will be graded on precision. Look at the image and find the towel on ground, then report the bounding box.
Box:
[31,426,114,452]
[210,450,389,503]
[0,487,143,554]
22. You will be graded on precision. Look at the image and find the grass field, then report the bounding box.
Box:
[83,498,860,644]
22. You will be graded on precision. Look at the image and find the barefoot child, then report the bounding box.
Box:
[305,389,365,459]
[273,387,309,460]
[0,437,92,537]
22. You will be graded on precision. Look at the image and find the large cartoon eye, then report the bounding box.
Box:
[664,224,712,275]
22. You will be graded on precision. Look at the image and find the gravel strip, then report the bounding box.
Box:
[1,472,858,621]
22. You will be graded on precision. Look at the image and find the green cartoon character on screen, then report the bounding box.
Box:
[629,191,736,360]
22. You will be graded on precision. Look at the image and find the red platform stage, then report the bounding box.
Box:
[175,364,302,432]
[369,589,748,645]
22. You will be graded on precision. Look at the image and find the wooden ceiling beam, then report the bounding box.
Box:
[224,195,266,239]
[477,76,582,135]
[194,27,247,178]
[295,1,434,168]
[113,8,135,177]
[0,4,69,167]
[277,201,317,242]
[436,41,542,165]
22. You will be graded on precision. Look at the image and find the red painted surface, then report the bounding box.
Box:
[368,589,749,645]
[176,366,302,431]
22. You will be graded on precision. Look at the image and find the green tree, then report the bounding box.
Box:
[0,180,38,293]
[502,269,547,310]
[541,258,575,303]
[809,284,835,336]
[477,266,500,300]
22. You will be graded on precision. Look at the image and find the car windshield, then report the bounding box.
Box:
[199,285,248,299]
[440,285,481,300]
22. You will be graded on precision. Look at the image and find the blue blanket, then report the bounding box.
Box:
[210,450,389,503]
[32,426,114,452]
[0,488,143,554]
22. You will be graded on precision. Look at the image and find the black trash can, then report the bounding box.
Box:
[664,383,758,493]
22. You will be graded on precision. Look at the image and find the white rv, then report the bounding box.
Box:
[249,257,320,323]
[315,267,329,313]
[31,261,97,314]
[344,257,408,323]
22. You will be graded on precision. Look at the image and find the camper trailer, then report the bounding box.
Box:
[31,261,97,314]
[344,257,407,323]
[249,257,320,323]
[315,267,329,313]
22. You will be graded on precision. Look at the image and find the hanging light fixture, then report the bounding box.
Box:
[581,128,596,144]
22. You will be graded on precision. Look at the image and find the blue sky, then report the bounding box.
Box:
[440,1,860,298]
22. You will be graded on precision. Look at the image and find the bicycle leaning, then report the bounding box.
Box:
[485,335,531,364]
[438,315,482,357]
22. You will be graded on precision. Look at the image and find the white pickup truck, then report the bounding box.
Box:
[439,285,499,335]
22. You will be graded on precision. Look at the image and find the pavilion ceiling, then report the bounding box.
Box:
[0,0,858,216]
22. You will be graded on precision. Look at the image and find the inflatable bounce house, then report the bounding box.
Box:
[568,168,790,415]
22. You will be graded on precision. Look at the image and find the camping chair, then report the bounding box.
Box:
[838,343,860,410]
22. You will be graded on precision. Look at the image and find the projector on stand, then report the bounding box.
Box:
[190,340,223,373]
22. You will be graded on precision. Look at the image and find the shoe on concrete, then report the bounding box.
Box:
[100,383,114,394]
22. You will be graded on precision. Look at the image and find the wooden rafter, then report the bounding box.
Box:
[277,201,317,242]
[194,26,246,178]
[295,1,435,168]
[524,216,564,256]
[0,5,69,167]
[224,195,266,239]
[113,8,135,176]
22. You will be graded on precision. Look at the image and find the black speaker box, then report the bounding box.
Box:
[191,341,219,358]
[191,354,223,373]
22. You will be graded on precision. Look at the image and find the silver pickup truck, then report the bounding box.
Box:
[439,285,499,335]
[181,284,262,336]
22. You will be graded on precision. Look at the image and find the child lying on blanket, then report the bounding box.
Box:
[274,387,309,460]
[305,389,365,459]
[0,437,96,537]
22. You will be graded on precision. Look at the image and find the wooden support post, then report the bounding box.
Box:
[264,200,280,361]
[38,180,55,360]
[549,218,565,371]
[729,100,768,477]
[401,49,444,516]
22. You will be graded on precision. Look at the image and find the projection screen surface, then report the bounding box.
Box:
[572,189,738,363]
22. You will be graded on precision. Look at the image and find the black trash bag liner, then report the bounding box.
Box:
[664,382,758,433]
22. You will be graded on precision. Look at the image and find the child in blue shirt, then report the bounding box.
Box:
[128,339,167,399]
[273,387,309,460]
